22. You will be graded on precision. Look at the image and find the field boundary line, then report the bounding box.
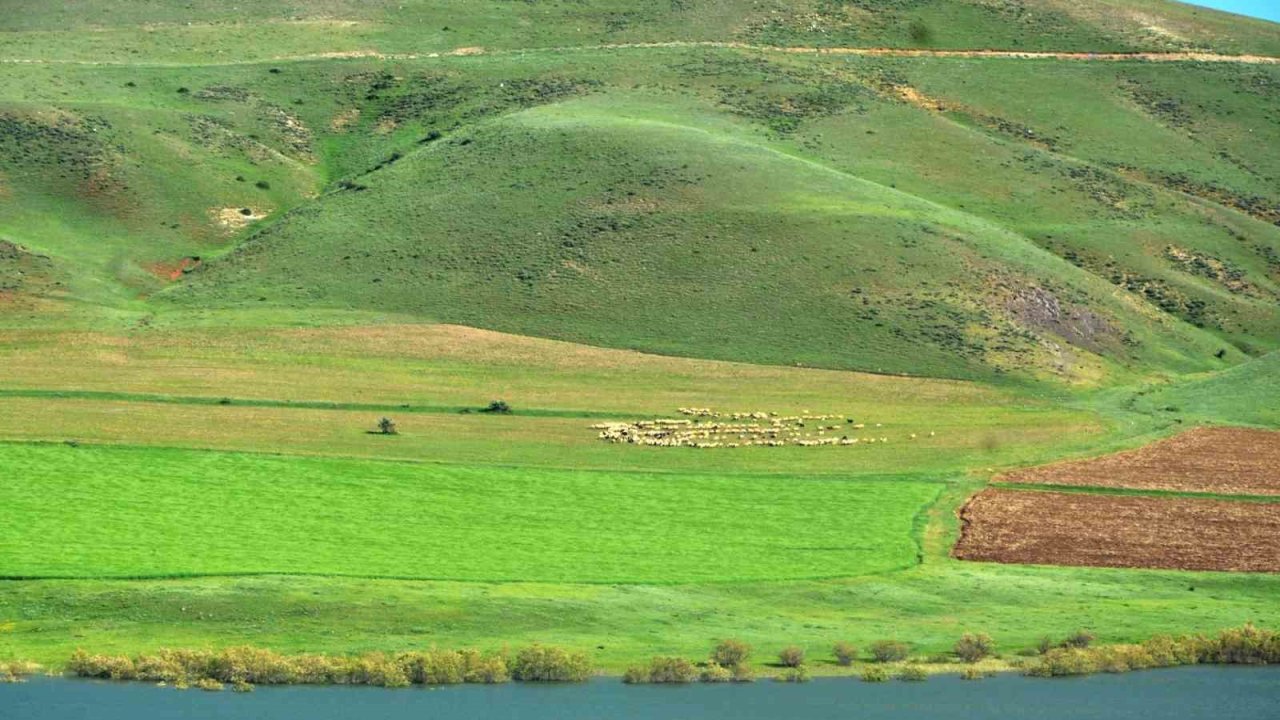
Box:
[995,482,1280,503]
[0,437,949,484]
[2,42,1278,67]
[0,388,628,420]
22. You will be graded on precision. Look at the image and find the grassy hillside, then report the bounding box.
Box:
[3,44,1277,380]
[3,0,1279,63]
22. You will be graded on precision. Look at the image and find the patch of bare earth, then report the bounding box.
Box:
[998,427,1280,496]
[211,206,269,232]
[954,488,1280,573]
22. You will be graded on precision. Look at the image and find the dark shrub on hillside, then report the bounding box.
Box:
[1037,635,1055,655]
[777,646,805,668]
[870,640,909,663]
[907,19,932,45]
[509,645,591,682]
[376,417,398,435]
[711,639,752,668]
[480,400,512,414]
[255,180,271,190]
[954,633,995,663]
[833,641,857,666]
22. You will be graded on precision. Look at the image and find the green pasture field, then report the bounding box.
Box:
[0,442,942,583]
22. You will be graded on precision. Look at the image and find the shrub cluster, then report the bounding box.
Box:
[0,660,40,683]
[897,665,928,682]
[832,641,858,666]
[1025,625,1280,678]
[777,646,805,668]
[774,666,810,683]
[954,633,995,663]
[860,665,889,682]
[68,644,584,688]
[870,640,910,663]
[707,639,755,682]
[623,656,698,684]
[508,645,592,682]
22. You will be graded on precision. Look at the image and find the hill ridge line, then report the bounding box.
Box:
[4,42,1279,66]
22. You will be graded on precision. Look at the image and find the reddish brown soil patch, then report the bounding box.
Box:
[998,427,1280,496]
[954,488,1280,573]
[145,257,201,282]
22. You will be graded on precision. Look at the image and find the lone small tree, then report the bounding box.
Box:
[376,417,398,435]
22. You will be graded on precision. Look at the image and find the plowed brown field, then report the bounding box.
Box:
[997,427,1280,496]
[954,488,1280,573]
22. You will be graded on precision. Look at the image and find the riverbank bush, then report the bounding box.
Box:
[1,661,40,683]
[954,633,995,663]
[897,666,928,682]
[67,645,538,687]
[623,656,698,684]
[1024,625,1279,677]
[860,665,889,682]
[699,663,732,683]
[774,666,810,683]
[509,645,592,682]
[833,642,857,666]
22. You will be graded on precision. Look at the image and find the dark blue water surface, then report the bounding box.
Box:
[2,666,1278,720]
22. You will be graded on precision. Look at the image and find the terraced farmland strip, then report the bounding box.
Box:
[954,488,1280,573]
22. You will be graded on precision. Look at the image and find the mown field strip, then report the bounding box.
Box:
[0,442,942,584]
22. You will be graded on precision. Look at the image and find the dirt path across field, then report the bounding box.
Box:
[998,427,1280,496]
[3,42,1279,67]
[954,487,1280,573]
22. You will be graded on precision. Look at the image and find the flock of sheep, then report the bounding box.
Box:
[592,408,930,449]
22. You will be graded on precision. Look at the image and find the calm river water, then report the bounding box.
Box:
[2,666,1278,720]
